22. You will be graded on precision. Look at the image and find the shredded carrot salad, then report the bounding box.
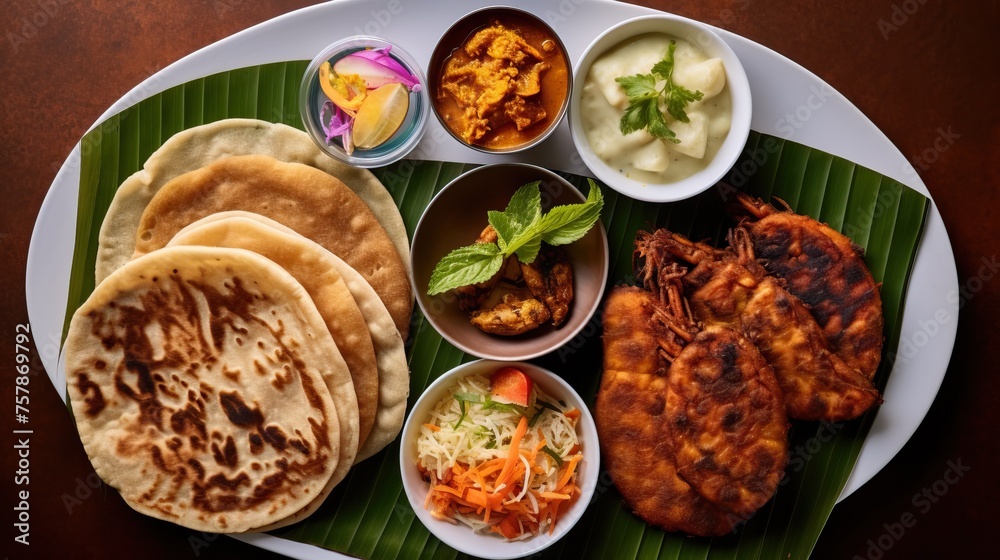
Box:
[415,373,583,540]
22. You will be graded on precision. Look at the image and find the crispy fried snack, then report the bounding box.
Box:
[666,324,788,519]
[731,193,884,380]
[455,226,573,335]
[634,228,880,422]
[597,285,732,536]
[597,270,787,535]
[519,244,573,326]
[469,292,550,335]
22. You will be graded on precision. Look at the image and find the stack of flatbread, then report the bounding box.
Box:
[63,119,413,533]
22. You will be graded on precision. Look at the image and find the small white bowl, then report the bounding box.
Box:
[569,15,752,203]
[399,360,599,559]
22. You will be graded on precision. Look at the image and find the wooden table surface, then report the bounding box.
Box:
[1,1,996,558]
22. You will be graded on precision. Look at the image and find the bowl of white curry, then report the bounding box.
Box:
[570,15,751,203]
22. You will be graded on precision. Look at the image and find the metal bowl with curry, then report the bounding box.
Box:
[428,7,571,153]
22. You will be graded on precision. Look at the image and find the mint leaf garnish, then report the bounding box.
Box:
[489,181,542,253]
[426,181,604,295]
[503,181,542,228]
[487,210,516,252]
[427,242,504,296]
[539,180,605,246]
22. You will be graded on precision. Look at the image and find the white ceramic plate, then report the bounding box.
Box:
[25,1,958,558]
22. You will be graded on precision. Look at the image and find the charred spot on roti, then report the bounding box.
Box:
[63,246,344,532]
[253,360,267,377]
[157,382,180,400]
[169,403,207,440]
[263,425,288,450]
[210,436,239,468]
[271,370,292,390]
[150,444,168,472]
[74,372,107,417]
[289,438,311,456]
[187,458,205,481]
[219,390,262,427]
[248,433,264,454]
[115,359,165,430]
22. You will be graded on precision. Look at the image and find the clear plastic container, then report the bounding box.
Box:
[300,36,429,168]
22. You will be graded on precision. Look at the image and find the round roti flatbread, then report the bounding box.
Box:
[177,212,410,462]
[167,216,379,452]
[132,154,413,339]
[95,118,410,284]
[64,246,347,533]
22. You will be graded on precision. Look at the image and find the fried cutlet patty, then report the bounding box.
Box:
[635,227,880,422]
[732,193,884,380]
[596,286,788,536]
[665,325,788,519]
[597,287,733,536]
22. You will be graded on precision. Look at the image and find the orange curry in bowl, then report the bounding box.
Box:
[430,9,570,151]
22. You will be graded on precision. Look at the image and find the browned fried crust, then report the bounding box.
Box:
[665,326,788,518]
[597,287,735,536]
[743,278,880,420]
[735,195,884,380]
[519,244,573,326]
[457,228,572,333]
[469,292,550,335]
[636,228,880,421]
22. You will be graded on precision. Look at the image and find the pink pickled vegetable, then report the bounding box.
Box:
[333,46,421,91]
[348,47,415,80]
[320,101,356,154]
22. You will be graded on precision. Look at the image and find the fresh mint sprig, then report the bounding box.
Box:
[426,180,604,296]
[615,40,704,143]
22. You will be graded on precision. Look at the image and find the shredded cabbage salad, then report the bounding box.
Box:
[415,372,583,539]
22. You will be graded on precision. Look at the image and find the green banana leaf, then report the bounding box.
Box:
[65,61,928,560]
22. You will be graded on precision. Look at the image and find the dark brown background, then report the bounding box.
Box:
[1,1,996,558]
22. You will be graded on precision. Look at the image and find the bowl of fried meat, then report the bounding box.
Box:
[410,163,608,361]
